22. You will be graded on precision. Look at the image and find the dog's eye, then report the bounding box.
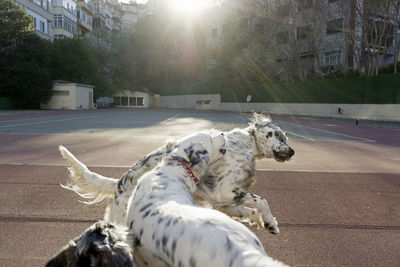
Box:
[266,132,273,138]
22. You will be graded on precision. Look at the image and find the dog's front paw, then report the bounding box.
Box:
[264,217,279,234]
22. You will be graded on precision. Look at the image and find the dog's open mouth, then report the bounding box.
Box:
[273,149,294,162]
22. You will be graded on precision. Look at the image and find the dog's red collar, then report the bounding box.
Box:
[168,158,199,186]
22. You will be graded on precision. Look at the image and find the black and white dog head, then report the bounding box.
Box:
[168,132,226,175]
[46,221,134,267]
[250,112,295,162]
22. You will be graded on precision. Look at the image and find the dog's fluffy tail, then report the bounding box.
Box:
[59,145,118,204]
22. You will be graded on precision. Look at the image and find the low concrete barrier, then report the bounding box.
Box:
[160,94,221,110]
[219,103,400,122]
[159,94,400,122]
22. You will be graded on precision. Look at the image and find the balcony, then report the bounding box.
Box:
[77,0,94,14]
[78,18,93,32]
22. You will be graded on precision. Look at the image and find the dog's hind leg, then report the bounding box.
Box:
[221,190,279,234]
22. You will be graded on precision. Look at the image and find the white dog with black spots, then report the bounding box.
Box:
[126,132,288,267]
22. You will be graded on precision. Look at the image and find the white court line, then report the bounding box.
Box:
[256,168,400,174]
[160,113,181,124]
[0,113,115,128]
[286,131,315,141]
[0,132,169,139]
[1,162,398,174]
[279,121,376,142]
[0,162,131,168]
[229,113,249,121]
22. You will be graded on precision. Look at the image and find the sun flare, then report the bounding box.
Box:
[170,0,208,14]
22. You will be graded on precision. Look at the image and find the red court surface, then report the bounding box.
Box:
[0,109,399,266]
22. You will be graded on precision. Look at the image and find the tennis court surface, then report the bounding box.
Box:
[0,109,399,266]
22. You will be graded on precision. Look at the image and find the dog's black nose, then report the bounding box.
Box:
[219,148,226,155]
[289,148,295,157]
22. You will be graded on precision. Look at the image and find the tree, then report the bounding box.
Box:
[51,38,115,99]
[265,0,339,81]
[0,34,53,108]
[0,0,52,108]
[0,0,34,48]
[339,0,400,75]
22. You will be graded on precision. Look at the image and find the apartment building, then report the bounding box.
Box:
[206,0,399,79]
[76,0,94,37]
[52,0,78,39]
[13,0,54,40]
[121,2,140,33]
[111,0,122,39]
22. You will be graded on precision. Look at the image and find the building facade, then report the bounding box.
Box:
[13,0,145,42]
[52,0,78,39]
[14,0,54,40]
[121,2,140,33]
[76,0,94,38]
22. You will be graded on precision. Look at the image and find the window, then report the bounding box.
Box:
[367,20,394,48]
[196,100,211,105]
[53,90,69,96]
[59,16,77,34]
[113,97,121,105]
[326,19,343,35]
[32,0,41,6]
[324,50,342,65]
[54,14,63,28]
[33,17,37,29]
[129,97,136,106]
[44,0,50,11]
[297,25,311,40]
[137,97,144,106]
[299,52,314,60]
[276,31,289,44]
[298,0,313,11]
[121,97,128,106]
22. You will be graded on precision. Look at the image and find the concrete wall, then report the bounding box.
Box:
[75,85,94,109]
[41,84,74,110]
[159,94,221,110]
[221,103,400,122]
[158,94,400,122]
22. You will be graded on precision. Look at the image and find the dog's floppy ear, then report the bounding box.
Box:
[85,222,134,267]
[250,111,271,127]
[165,139,177,153]
[46,244,75,267]
[46,222,134,267]
[260,111,271,122]
[185,143,209,166]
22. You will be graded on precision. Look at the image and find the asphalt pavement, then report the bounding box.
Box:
[0,109,399,266]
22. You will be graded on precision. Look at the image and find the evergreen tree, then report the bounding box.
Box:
[0,0,52,109]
